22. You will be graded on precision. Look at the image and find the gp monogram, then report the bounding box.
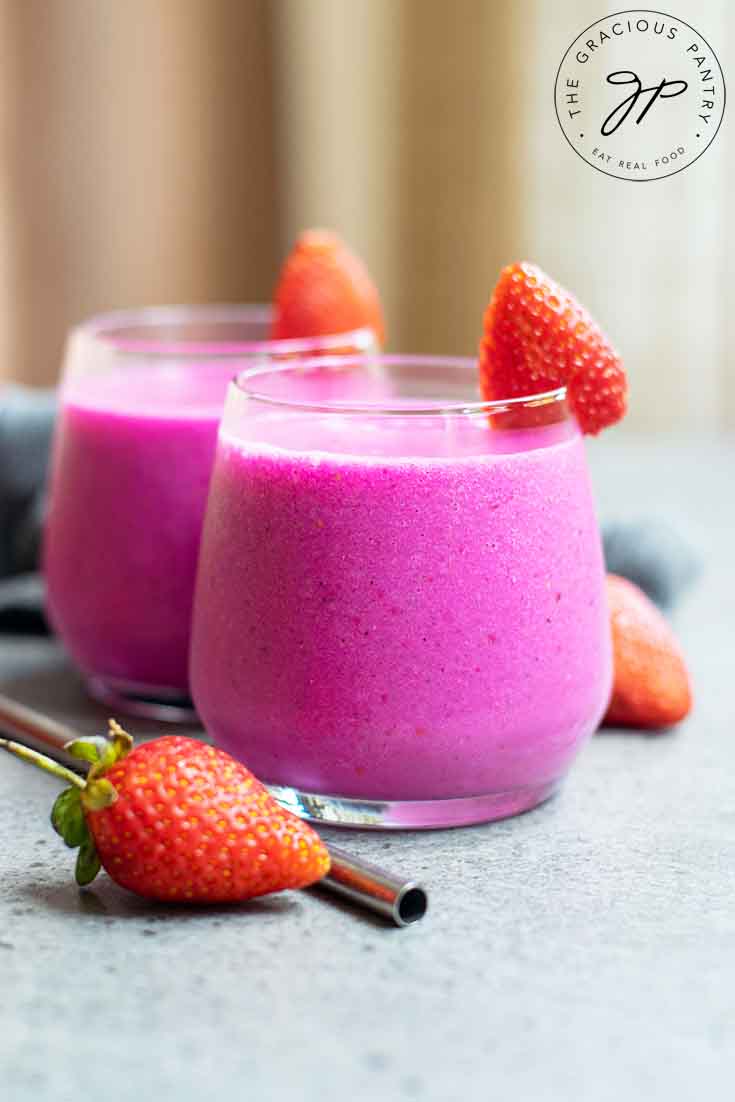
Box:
[554,10,725,181]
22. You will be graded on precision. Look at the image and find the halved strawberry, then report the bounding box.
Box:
[479,261,627,434]
[272,229,385,346]
[604,574,693,730]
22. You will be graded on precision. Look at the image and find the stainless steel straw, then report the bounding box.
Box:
[0,691,427,927]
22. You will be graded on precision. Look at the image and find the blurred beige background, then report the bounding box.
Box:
[0,0,731,431]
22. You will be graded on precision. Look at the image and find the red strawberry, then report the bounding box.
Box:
[479,261,627,434]
[604,574,693,730]
[2,722,330,901]
[272,229,385,346]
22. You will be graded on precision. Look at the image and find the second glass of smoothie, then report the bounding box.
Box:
[43,306,375,720]
[190,355,612,827]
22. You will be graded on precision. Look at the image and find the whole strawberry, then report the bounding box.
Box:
[604,574,693,730]
[479,261,627,435]
[4,722,330,901]
[272,228,386,346]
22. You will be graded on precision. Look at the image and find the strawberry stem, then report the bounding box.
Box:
[1,724,131,890]
[0,738,86,789]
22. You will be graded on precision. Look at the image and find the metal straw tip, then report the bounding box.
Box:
[394,883,428,926]
[320,843,428,927]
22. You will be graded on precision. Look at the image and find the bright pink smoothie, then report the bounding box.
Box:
[190,415,612,803]
[44,363,232,693]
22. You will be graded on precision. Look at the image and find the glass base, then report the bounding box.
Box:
[267,777,560,830]
[86,675,199,725]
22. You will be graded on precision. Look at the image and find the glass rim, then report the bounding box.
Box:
[71,304,376,359]
[233,354,568,417]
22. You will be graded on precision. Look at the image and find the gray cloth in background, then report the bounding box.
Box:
[0,386,702,634]
[602,519,701,611]
[0,386,56,631]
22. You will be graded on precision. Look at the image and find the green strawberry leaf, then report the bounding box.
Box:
[50,787,87,848]
[64,737,105,764]
[104,721,133,764]
[75,837,101,886]
[98,742,122,771]
[81,722,133,779]
[81,777,118,812]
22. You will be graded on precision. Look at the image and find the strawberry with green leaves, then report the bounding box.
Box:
[1,721,330,902]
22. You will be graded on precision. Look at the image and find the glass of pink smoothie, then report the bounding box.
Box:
[43,306,375,721]
[190,355,613,828]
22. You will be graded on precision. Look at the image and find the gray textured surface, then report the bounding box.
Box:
[1,437,734,1102]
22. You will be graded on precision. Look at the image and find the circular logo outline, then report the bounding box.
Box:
[554,8,726,182]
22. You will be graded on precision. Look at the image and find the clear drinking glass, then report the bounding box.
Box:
[43,306,376,721]
[190,355,612,828]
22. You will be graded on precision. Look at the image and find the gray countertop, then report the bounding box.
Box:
[1,437,734,1102]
